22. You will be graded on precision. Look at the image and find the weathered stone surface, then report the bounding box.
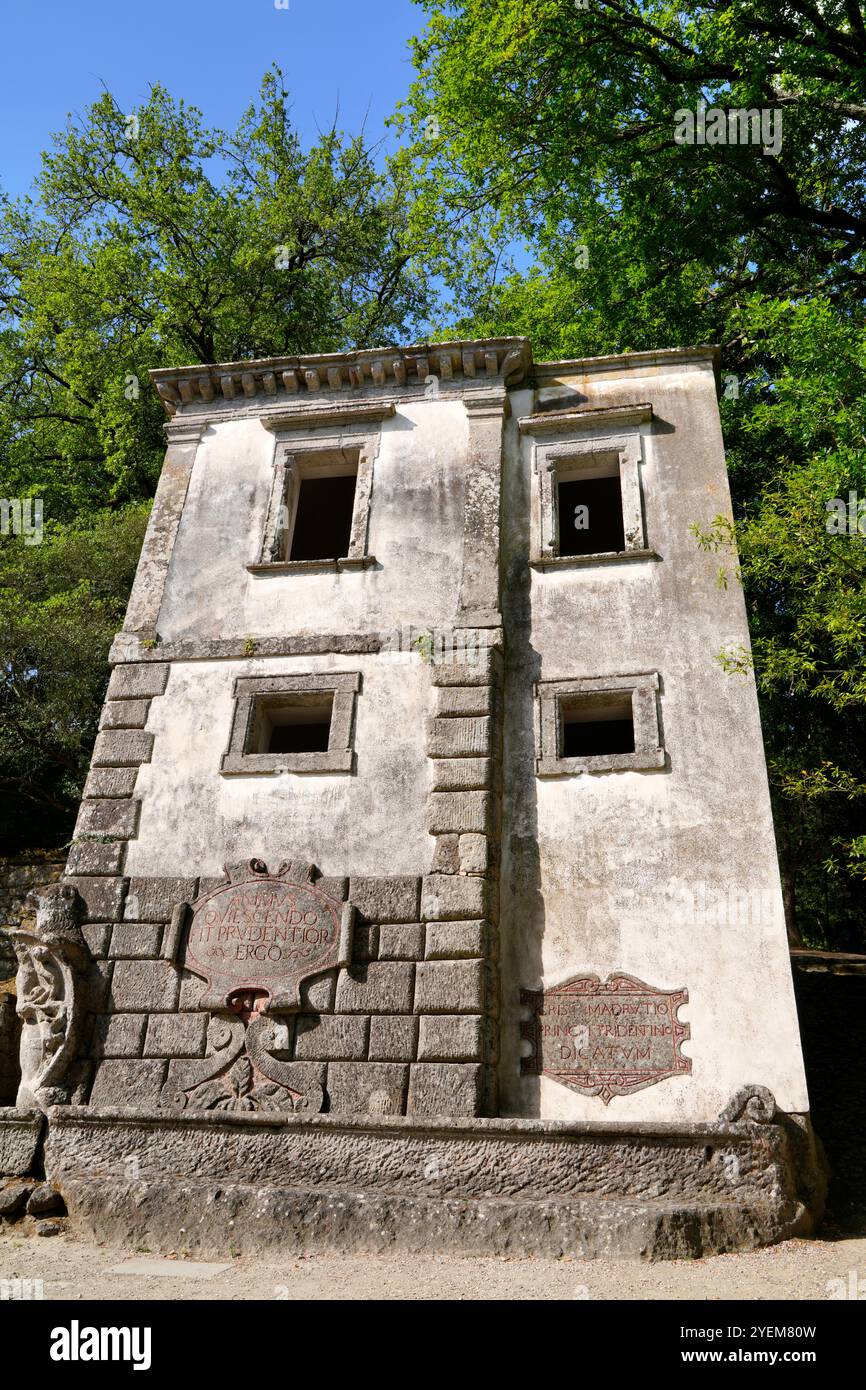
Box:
[348,877,420,924]
[426,791,491,835]
[100,699,151,730]
[430,758,491,792]
[417,1015,485,1062]
[10,884,93,1111]
[408,1063,487,1117]
[26,1183,65,1216]
[107,663,169,700]
[144,1014,208,1059]
[88,1060,167,1107]
[75,798,140,840]
[426,717,491,759]
[92,730,154,768]
[335,963,415,1015]
[314,876,348,903]
[63,877,127,923]
[458,834,488,874]
[162,1055,326,1113]
[125,877,198,923]
[89,961,114,1012]
[0,994,18,1107]
[80,924,111,959]
[430,654,495,686]
[35,1219,63,1236]
[351,924,378,961]
[110,924,163,960]
[294,1015,369,1061]
[425,920,488,960]
[378,924,426,961]
[66,841,126,877]
[367,1016,418,1062]
[91,1014,147,1059]
[414,961,485,1014]
[43,1097,825,1259]
[327,1062,408,1115]
[83,767,140,799]
[110,960,180,1012]
[120,421,202,637]
[0,1179,35,1215]
[196,877,226,898]
[178,970,207,1011]
[52,1176,805,1260]
[422,875,487,921]
[300,972,336,1014]
[433,687,492,718]
[430,834,460,874]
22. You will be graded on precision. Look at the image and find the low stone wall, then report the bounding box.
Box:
[41,1097,820,1260]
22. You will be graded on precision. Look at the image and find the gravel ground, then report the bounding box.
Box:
[2,1227,865,1300]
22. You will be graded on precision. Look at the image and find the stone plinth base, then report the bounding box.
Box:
[42,1097,825,1261]
[0,1108,44,1177]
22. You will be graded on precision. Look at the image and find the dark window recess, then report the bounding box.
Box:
[561,697,635,757]
[289,474,357,561]
[558,475,625,556]
[254,698,333,755]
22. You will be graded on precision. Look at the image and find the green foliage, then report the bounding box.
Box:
[0,67,429,850]
[0,505,150,851]
[1,66,429,521]
[397,0,866,342]
[401,1,866,948]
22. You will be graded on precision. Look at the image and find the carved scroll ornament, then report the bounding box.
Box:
[11,884,91,1112]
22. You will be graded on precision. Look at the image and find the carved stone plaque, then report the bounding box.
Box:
[180,858,353,1013]
[520,973,690,1104]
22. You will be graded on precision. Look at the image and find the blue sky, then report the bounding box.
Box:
[1,0,423,197]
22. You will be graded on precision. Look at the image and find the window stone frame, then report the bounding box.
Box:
[522,406,655,569]
[249,408,391,574]
[535,672,665,776]
[220,672,361,776]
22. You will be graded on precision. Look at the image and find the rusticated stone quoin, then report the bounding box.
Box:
[92,730,154,768]
[107,663,170,701]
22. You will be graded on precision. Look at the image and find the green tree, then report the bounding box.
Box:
[2,66,428,521]
[0,67,429,851]
[399,0,866,947]
[0,505,149,852]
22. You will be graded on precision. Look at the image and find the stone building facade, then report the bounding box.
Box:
[0,338,825,1257]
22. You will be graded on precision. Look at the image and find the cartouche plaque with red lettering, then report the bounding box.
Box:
[180,858,353,1013]
[520,972,691,1104]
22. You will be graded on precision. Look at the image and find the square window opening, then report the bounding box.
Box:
[289,472,358,561]
[561,692,635,757]
[557,454,625,557]
[252,695,334,755]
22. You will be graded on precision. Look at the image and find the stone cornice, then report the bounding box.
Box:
[534,344,721,389]
[150,337,532,416]
[262,401,396,433]
[518,403,653,435]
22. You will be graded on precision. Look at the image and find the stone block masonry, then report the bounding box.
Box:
[67,663,172,881]
[61,854,505,1119]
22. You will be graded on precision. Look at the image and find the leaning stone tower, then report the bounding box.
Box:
[1,337,824,1258]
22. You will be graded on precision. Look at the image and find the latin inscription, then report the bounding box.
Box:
[182,865,351,1012]
[520,973,691,1104]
